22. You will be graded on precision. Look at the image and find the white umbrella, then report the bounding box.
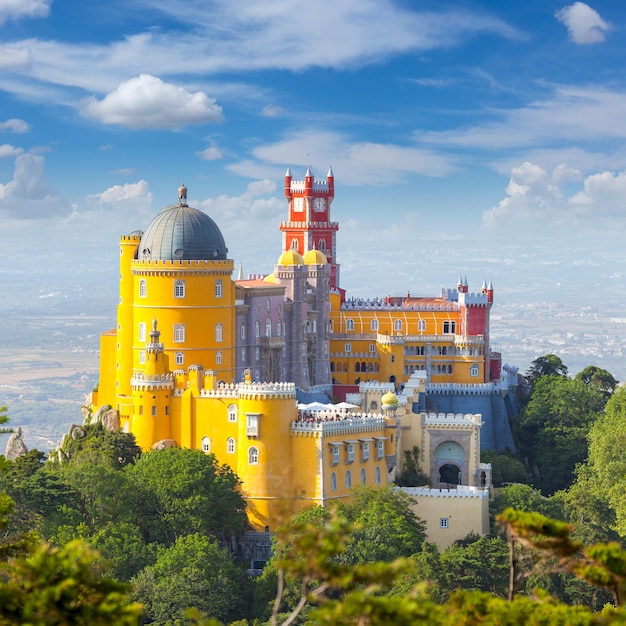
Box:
[334,401,358,409]
[303,402,333,412]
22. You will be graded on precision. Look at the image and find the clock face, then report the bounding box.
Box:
[293,197,304,211]
[313,197,326,211]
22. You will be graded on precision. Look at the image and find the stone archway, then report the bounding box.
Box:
[434,440,466,488]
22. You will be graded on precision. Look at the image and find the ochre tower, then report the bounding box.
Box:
[281,166,340,289]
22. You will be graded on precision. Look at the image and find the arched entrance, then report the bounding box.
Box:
[434,441,466,488]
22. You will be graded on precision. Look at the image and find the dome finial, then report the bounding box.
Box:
[178,182,188,206]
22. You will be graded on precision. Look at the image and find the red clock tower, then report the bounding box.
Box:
[280,166,340,288]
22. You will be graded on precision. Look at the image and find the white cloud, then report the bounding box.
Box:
[0,3,518,100]
[231,129,455,184]
[261,105,284,117]
[0,144,23,158]
[0,44,32,70]
[196,146,223,161]
[483,162,626,236]
[556,2,611,44]
[0,153,69,219]
[84,180,153,213]
[80,74,224,130]
[0,118,31,133]
[0,0,50,24]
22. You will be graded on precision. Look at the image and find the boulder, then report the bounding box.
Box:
[152,439,178,450]
[5,427,28,460]
[100,408,120,431]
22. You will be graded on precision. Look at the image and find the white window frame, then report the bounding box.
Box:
[330,472,337,491]
[139,351,145,364]
[216,351,222,365]
[375,466,381,484]
[470,364,479,377]
[394,319,402,332]
[246,414,260,437]
[440,517,449,529]
[175,352,184,365]
[139,280,146,298]
[174,324,185,342]
[362,441,370,461]
[376,440,384,459]
[346,319,354,331]
[138,323,146,343]
[347,443,355,464]
[215,279,222,298]
[227,437,236,454]
[174,280,185,298]
[266,318,272,338]
[443,321,456,334]
[418,319,426,332]
[346,470,352,489]
[240,324,246,340]
[345,343,352,353]
[215,323,223,342]
[202,436,211,453]
[332,445,340,465]
[228,404,238,422]
[248,446,259,465]
[255,321,260,338]
[370,319,379,331]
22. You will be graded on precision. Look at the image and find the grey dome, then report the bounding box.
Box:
[138,204,228,261]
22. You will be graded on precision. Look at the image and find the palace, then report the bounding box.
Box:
[90,167,518,535]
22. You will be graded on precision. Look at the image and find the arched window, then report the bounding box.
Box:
[393,319,402,332]
[216,351,222,365]
[175,352,184,365]
[215,324,223,342]
[240,324,246,340]
[371,319,379,331]
[330,362,336,372]
[215,280,223,298]
[174,280,185,298]
[375,466,381,484]
[248,447,259,465]
[201,437,211,453]
[227,438,236,454]
[319,240,326,251]
[360,468,366,485]
[276,320,281,336]
[355,362,360,373]
[265,318,272,338]
[470,364,479,377]
[330,472,337,491]
[228,404,238,422]
[174,324,185,342]
[255,321,260,338]
[418,319,426,332]
[345,470,352,488]
[139,280,146,298]
[346,319,354,331]
[138,323,146,342]
[305,320,311,333]
[139,351,145,364]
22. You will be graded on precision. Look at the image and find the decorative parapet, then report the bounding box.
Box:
[238,381,297,400]
[426,383,495,396]
[341,298,459,312]
[279,220,339,229]
[400,486,489,499]
[291,414,385,436]
[131,373,174,390]
[422,412,482,427]
[359,381,395,392]
[198,383,239,398]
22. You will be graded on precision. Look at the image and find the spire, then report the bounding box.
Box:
[305,165,313,177]
[237,262,244,280]
[327,165,334,178]
[285,166,292,177]
[178,183,188,206]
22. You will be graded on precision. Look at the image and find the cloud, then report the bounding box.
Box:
[261,105,284,117]
[196,146,223,161]
[0,3,519,101]
[0,145,23,158]
[556,2,611,44]
[84,180,153,214]
[482,161,626,236]
[0,153,70,219]
[0,118,31,133]
[80,74,224,130]
[0,45,32,71]
[230,129,455,184]
[0,0,50,24]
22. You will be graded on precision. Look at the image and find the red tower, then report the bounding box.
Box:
[280,166,340,288]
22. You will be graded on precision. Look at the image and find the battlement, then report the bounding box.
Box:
[422,412,482,427]
[238,381,297,400]
[342,297,458,312]
[289,180,332,192]
[441,289,489,306]
[401,486,489,500]
[132,372,174,391]
[279,221,339,229]
[427,383,495,396]
[131,259,233,268]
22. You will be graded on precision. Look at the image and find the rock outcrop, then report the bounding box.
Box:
[5,427,28,460]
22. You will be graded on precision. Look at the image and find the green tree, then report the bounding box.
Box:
[480,450,530,487]
[395,446,430,487]
[491,484,563,521]
[125,448,246,545]
[526,354,568,385]
[132,533,249,625]
[336,485,426,564]
[585,388,626,538]
[575,366,619,399]
[515,375,605,494]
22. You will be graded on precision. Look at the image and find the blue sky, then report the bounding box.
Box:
[2,0,626,302]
